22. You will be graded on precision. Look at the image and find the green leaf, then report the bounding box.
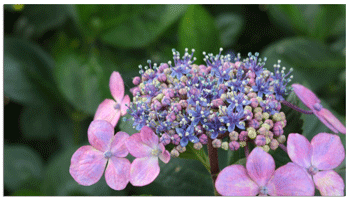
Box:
[15,5,73,37]
[101,5,188,48]
[11,189,44,196]
[41,146,117,196]
[178,5,221,61]
[19,105,55,140]
[216,13,244,47]
[270,147,291,169]
[4,145,44,192]
[260,37,345,91]
[227,147,245,166]
[131,158,214,195]
[4,37,56,106]
[266,5,345,40]
[54,50,112,115]
[178,143,210,172]
[280,92,304,137]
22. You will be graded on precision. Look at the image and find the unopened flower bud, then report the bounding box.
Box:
[199,134,208,144]
[264,119,274,128]
[163,68,171,74]
[239,131,248,141]
[170,148,179,157]
[161,96,171,106]
[240,141,247,147]
[280,112,286,120]
[176,145,186,153]
[151,100,162,111]
[180,75,188,83]
[212,98,224,108]
[220,93,227,101]
[157,73,167,82]
[247,127,257,139]
[270,139,279,150]
[212,139,222,148]
[248,119,260,129]
[132,76,141,85]
[261,123,271,130]
[193,142,203,150]
[172,134,180,145]
[277,135,286,144]
[229,131,239,141]
[265,136,271,145]
[262,145,270,152]
[272,113,282,121]
[250,98,259,108]
[258,127,267,135]
[273,124,283,136]
[254,112,263,121]
[255,135,266,146]
[254,107,262,113]
[221,141,229,150]
[179,100,188,108]
[247,92,257,99]
[229,141,240,151]
[160,134,171,145]
[262,112,270,120]
[179,88,187,95]
[244,106,252,112]
[166,112,176,122]
[158,63,169,73]
[256,97,263,103]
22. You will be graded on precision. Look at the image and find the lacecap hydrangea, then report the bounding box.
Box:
[126,48,294,156]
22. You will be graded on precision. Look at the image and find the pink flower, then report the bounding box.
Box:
[287,133,345,196]
[94,72,130,127]
[125,126,171,186]
[292,84,345,134]
[215,147,314,196]
[69,120,130,190]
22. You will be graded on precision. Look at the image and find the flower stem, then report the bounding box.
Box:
[244,145,250,158]
[207,137,220,196]
[279,143,288,153]
[281,100,314,114]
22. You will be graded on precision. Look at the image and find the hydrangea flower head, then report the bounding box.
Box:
[94,71,130,127]
[292,84,345,134]
[69,120,130,190]
[287,133,345,196]
[126,48,295,156]
[215,147,315,196]
[125,126,170,186]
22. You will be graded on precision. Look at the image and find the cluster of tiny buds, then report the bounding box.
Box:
[126,48,293,157]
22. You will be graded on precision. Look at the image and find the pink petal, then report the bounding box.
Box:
[313,170,344,196]
[158,143,170,163]
[88,120,114,152]
[246,147,275,187]
[109,71,124,102]
[105,157,130,190]
[129,157,160,186]
[291,84,320,110]
[125,132,152,158]
[318,108,346,134]
[110,132,129,158]
[267,162,314,196]
[311,133,345,170]
[94,99,121,127]
[287,133,312,168]
[120,95,130,116]
[215,165,259,196]
[140,126,159,149]
[314,110,339,133]
[69,145,107,186]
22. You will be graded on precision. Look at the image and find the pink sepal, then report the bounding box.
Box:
[125,132,152,158]
[129,157,160,186]
[110,131,129,158]
[94,99,121,127]
[105,157,130,190]
[88,120,114,152]
[313,170,344,196]
[215,165,259,196]
[311,133,345,170]
[69,145,107,186]
[287,133,312,168]
[109,71,124,102]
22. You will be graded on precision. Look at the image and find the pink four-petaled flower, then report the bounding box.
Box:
[125,126,171,186]
[215,147,315,196]
[69,120,130,190]
[292,84,345,134]
[94,71,130,127]
[287,133,345,196]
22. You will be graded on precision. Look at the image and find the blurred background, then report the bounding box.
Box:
[3,4,345,196]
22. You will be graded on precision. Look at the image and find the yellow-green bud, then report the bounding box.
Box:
[277,135,286,144]
[261,123,271,130]
[262,112,270,120]
[256,97,263,103]
[229,131,239,141]
[265,136,271,145]
[170,148,180,157]
[221,141,229,151]
[220,93,227,101]
[244,106,252,112]
[240,141,247,147]
[176,145,186,153]
[254,107,262,113]
[247,127,257,139]
[163,68,171,74]
[262,145,270,152]
[180,76,188,83]
[272,113,282,121]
